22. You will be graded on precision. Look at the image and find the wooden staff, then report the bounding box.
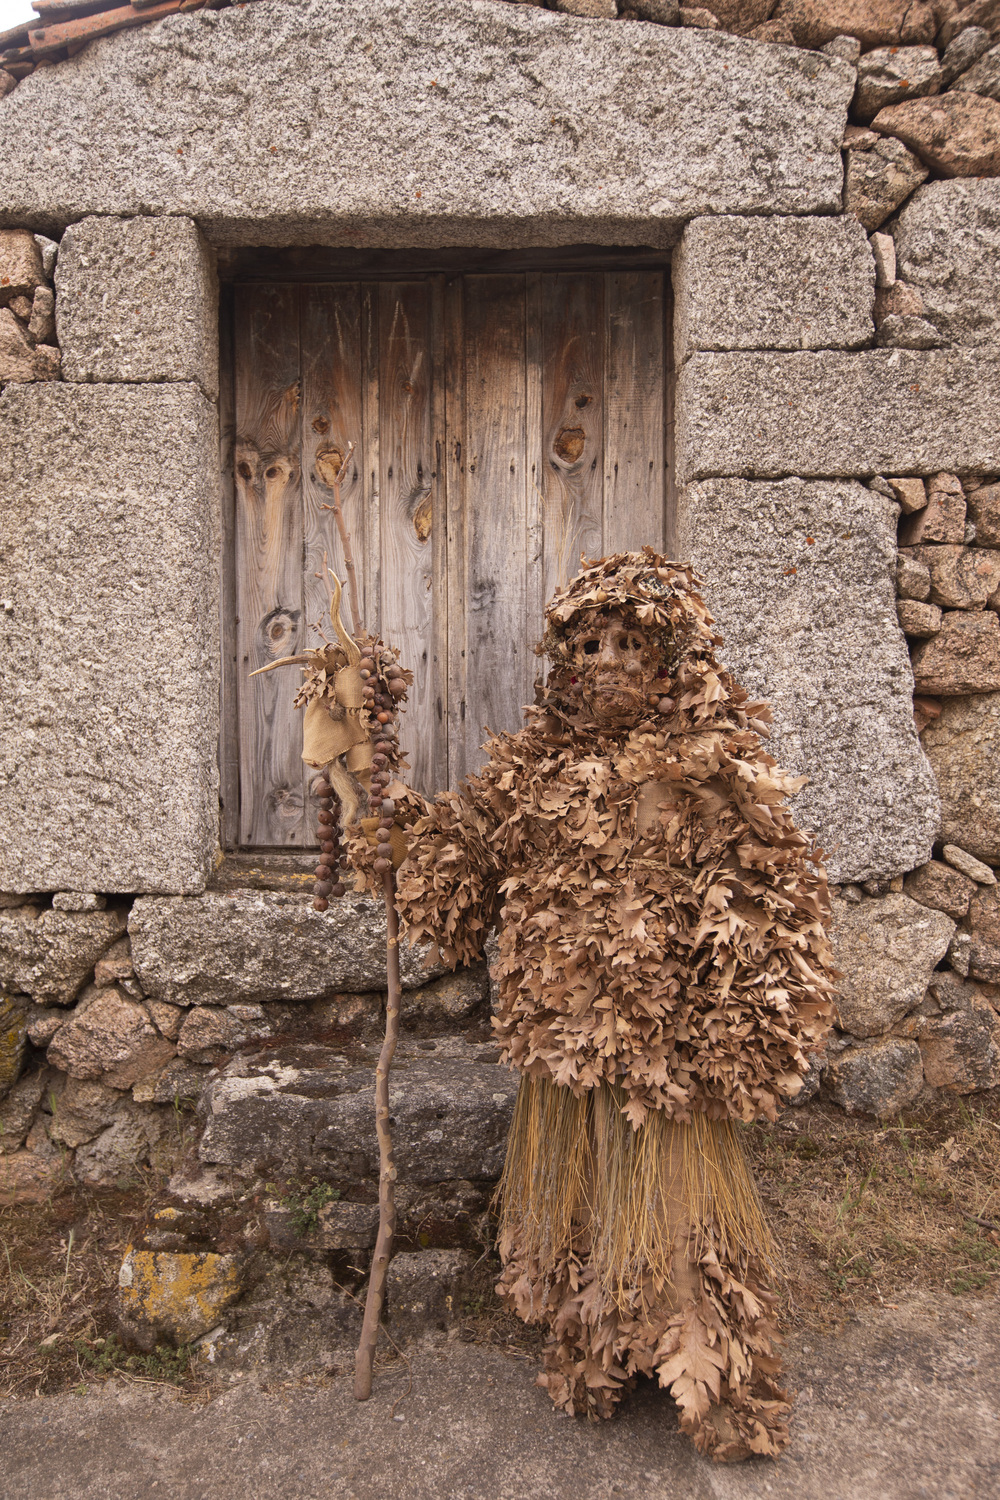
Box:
[354,866,402,1400]
[320,437,405,1402]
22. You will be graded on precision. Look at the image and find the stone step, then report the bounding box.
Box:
[198,1040,519,1185]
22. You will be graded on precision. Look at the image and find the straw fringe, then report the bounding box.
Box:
[495,1074,775,1311]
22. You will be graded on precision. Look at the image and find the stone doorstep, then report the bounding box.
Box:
[197,1044,519,1185]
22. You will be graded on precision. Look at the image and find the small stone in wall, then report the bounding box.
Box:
[826,1037,924,1117]
[821,34,862,61]
[940,26,994,86]
[47,1076,126,1149]
[75,1108,167,1186]
[918,980,1000,1093]
[0,1150,64,1206]
[953,42,1000,102]
[47,987,175,1088]
[0,1066,48,1156]
[854,46,943,124]
[912,694,942,733]
[176,1003,296,1064]
[869,231,896,287]
[844,134,929,231]
[0,229,45,303]
[552,0,617,14]
[52,893,106,913]
[695,0,771,33]
[899,479,966,545]
[876,313,944,348]
[911,612,1000,694]
[748,18,797,43]
[966,483,1000,547]
[943,844,997,885]
[897,599,942,637]
[622,0,679,19]
[401,966,489,1026]
[903,545,1000,609]
[888,476,927,514]
[0,992,27,1102]
[0,308,61,384]
[387,1249,474,1340]
[872,92,1000,177]
[25,1006,64,1047]
[896,551,932,600]
[923,693,1000,862]
[875,282,925,320]
[0,905,127,1007]
[94,937,135,989]
[773,0,936,50]
[145,1000,185,1041]
[27,286,55,346]
[831,892,955,1037]
[904,859,977,918]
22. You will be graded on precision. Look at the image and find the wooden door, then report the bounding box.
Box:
[226,264,671,849]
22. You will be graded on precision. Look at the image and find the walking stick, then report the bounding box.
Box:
[251,438,409,1401]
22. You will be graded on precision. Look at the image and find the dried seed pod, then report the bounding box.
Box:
[373,858,390,873]
[380,798,395,819]
[658,696,675,714]
[313,896,329,913]
[318,810,335,826]
[377,842,393,859]
[315,864,332,880]
[314,880,333,898]
[331,882,346,899]
[360,657,375,672]
[313,780,333,798]
[376,711,392,725]
[321,840,336,855]
[389,679,407,698]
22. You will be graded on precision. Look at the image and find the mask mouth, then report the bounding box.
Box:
[582,673,647,720]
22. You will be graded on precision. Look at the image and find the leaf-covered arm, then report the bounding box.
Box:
[392,781,507,968]
[344,777,506,969]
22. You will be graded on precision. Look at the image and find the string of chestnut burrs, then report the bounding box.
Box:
[362,649,409,878]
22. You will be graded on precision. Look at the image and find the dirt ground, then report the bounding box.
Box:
[3,1288,998,1500]
[3,1092,1000,1496]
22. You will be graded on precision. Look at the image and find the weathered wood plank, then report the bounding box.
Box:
[378,280,438,795]
[218,284,240,851]
[233,284,305,847]
[301,282,366,647]
[604,271,666,554]
[454,274,529,781]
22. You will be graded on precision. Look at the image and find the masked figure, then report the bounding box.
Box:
[348,550,835,1462]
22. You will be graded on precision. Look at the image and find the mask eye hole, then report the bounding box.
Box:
[583,639,599,654]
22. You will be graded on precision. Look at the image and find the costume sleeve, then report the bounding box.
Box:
[344,774,507,969]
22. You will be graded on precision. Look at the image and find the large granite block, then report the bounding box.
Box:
[893,180,1000,349]
[0,0,852,245]
[129,890,450,1005]
[0,384,220,895]
[676,478,939,883]
[673,216,875,361]
[55,216,218,398]
[677,348,1000,481]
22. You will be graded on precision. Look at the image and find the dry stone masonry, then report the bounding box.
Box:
[2,0,1000,1351]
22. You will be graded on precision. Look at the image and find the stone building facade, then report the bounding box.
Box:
[1,0,1000,1338]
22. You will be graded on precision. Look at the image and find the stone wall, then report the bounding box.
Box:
[2,0,1000,1348]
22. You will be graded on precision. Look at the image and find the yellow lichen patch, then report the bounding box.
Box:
[117,1247,243,1344]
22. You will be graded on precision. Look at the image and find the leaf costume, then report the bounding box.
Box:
[348,551,835,1462]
